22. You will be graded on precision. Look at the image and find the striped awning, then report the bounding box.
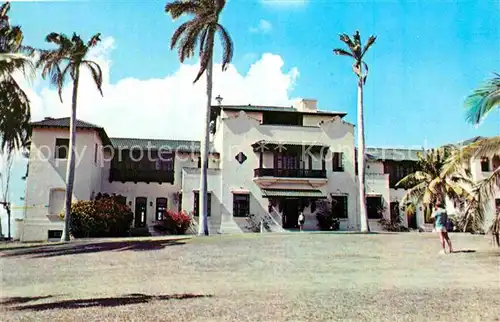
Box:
[261,189,327,198]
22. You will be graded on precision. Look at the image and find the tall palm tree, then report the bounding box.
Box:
[333,30,376,232]
[36,32,103,242]
[0,2,33,155]
[165,0,233,236]
[396,147,479,228]
[464,73,499,125]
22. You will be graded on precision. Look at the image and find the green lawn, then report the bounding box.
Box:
[1,232,499,321]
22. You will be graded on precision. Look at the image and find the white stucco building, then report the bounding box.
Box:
[18,99,500,241]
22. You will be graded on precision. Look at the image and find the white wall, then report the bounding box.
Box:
[22,127,104,241]
[216,111,359,231]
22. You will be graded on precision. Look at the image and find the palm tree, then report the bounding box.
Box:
[165,0,233,236]
[36,32,103,242]
[464,73,499,125]
[333,30,376,232]
[396,147,479,228]
[0,2,33,155]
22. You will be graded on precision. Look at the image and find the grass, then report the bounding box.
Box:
[0,232,499,321]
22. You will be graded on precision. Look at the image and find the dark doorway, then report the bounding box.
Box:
[282,198,299,229]
[135,197,147,228]
[406,204,417,229]
[390,202,399,223]
[366,196,382,219]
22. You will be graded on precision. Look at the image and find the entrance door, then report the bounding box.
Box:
[390,202,399,223]
[406,205,417,229]
[135,197,147,227]
[282,198,299,229]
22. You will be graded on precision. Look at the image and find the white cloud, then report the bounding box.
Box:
[24,37,300,141]
[250,19,273,33]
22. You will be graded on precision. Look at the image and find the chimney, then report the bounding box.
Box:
[294,98,317,112]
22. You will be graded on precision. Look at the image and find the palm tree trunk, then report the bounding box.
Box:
[357,74,370,232]
[6,204,11,240]
[61,69,80,242]
[198,56,213,236]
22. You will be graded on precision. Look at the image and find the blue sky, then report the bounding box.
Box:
[3,0,499,212]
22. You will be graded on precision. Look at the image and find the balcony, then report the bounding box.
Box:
[109,168,174,184]
[253,168,328,188]
[254,168,326,179]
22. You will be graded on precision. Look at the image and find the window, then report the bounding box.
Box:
[156,197,167,221]
[178,193,182,212]
[331,195,348,218]
[193,192,211,216]
[55,138,69,159]
[197,157,201,168]
[48,188,66,215]
[332,152,344,172]
[48,230,62,239]
[480,157,490,172]
[154,151,174,171]
[94,144,98,164]
[233,194,250,217]
[274,153,300,169]
[116,195,127,205]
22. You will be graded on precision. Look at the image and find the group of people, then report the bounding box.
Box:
[296,201,454,254]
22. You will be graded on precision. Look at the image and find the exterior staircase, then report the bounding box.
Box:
[265,208,285,232]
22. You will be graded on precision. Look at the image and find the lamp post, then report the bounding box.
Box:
[215,94,223,105]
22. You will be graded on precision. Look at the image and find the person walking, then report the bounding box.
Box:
[431,201,454,254]
[298,211,305,231]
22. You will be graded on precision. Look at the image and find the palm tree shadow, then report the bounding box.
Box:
[0,295,54,305]
[1,239,188,259]
[451,249,477,253]
[8,293,212,311]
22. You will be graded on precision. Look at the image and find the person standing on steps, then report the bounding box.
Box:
[298,211,305,231]
[431,201,454,254]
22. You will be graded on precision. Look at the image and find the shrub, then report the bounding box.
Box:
[315,199,340,231]
[63,194,133,238]
[153,210,192,235]
[379,216,409,232]
[245,213,272,232]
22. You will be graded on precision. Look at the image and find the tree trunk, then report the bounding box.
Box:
[357,73,370,232]
[198,56,213,236]
[61,69,80,242]
[6,204,11,240]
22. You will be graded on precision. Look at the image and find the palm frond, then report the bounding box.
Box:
[444,137,500,177]
[216,23,233,71]
[361,35,376,58]
[401,181,427,204]
[87,33,101,47]
[477,167,500,200]
[338,33,356,54]
[464,72,500,125]
[193,25,215,83]
[83,60,103,96]
[332,48,353,58]
[165,0,201,19]
[170,21,194,51]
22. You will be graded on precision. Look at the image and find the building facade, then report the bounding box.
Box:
[18,100,499,241]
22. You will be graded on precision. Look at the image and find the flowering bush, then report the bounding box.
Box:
[153,210,192,235]
[61,194,133,238]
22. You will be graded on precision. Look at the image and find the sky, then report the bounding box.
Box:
[1,0,499,221]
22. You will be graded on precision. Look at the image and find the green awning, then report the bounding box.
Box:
[261,189,327,198]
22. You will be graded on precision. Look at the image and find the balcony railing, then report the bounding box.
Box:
[109,168,174,184]
[254,168,327,179]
